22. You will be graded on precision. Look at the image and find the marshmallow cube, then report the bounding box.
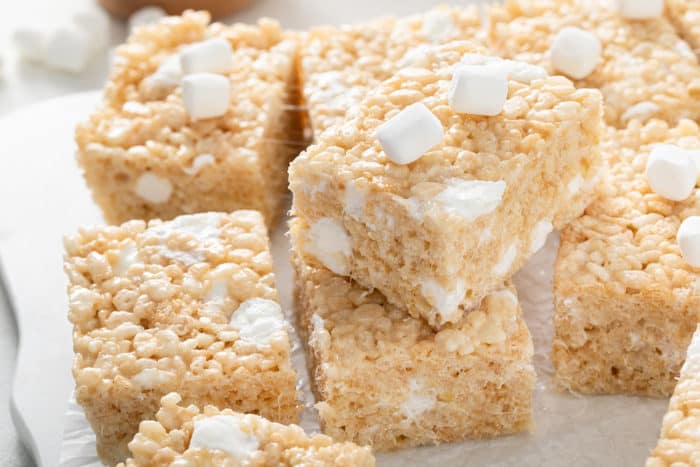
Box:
[180,38,234,75]
[376,102,444,165]
[73,9,110,52]
[182,73,230,120]
[12,27,47,62]
[646,144,698,201]
[678,216,700,268]
[617,0,664,20]
[128,6,167,33]
[550,26,602,80]
[44,26,92,73]
[449,64,509,116]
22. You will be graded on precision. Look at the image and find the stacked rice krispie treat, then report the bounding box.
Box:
[290,40,603,329]
[553,119,700,397]
[488,0,700,127]
[76,11,304,228]
[64,210,299,464]
[647,326,700,467]
[120,392,375,466]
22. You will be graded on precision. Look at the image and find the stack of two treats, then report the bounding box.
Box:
[288,17,605,449]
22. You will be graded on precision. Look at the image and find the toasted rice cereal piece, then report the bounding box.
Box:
[65,211,299,465]
[488,0,700,127]
[647,325,700,467]
[76,11,304,228]
[667,0,700,56]
[300,5,484,139]
[289,218,535,449]
[119,392,374,466]
[290,40,603,328]
[554,119,700,397]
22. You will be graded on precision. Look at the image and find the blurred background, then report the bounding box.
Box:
[0,2,483,466]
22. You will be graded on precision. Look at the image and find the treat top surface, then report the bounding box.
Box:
[64,210,290,387]
[292,41,601,202]
[558,119,700,296]
[76,10,297,167]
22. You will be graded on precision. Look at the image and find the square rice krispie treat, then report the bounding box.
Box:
[121,392,375,467]
[647,325,700,467]
[667,0,700,56]
[290,41,603,328]
[300,5,483,139]
[75,11,303,228]
[64,211,299,465]
[290,218,536,449]
[553,119,700,397]
[488,0,700,127]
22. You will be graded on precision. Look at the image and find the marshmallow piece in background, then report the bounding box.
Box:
[182,73,230,120]
[44,26,92,73]
[128,6,167,33]
[617,0,664,20]
[377,103,444,165]
[645,144,698,201]
[677,216,700,268]
[449,64,509,116]
[12,27,47,62]
[72,8,111,53]
[550,26,602,80]
[180,38,234,75]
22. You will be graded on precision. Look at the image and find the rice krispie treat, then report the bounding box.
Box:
[667,0,700,55]
[647,326,700,467]
[75,11,303,228]
[289,218,535,449]
[553,119,700,397]
[488,0,700,127]
[120,392,375,467]
[64,211,299,465]
[300,5,483,138]
[290,41,603,328]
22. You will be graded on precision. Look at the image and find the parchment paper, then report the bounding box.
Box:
[58,221,669,466]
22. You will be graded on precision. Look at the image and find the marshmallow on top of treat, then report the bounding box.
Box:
[377,102,444,165]
[180,38,234,75]
[449,63,508,116]
[677,216,700,268]
[182,73,231,120]
[189,415,259,459]
[128,6,167,33]
[550,26,602,80]
[616,0,664,20]
[645,144,698,201]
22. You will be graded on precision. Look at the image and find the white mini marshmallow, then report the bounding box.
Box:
[134,173,173,203]
[13,27,47,62]
[434,179,507,221]
[128,6,167,33]
[376,103,444,165]
[230,298,285,347]
[677,216,700,268]
[180,38,234,75]
[550,27,601,79]
[305,218,352,275]
[449,64,509,116]
[646,144,698,201]
[73,9,110,53]
[617,0,664,19]
[189,415,259,459]
[182,73,230,120]
[460,54,548,84]
[44,26,92,73]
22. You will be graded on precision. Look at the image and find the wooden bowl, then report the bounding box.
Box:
[98,0,252,20]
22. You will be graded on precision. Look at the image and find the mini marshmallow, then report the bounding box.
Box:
[146,54,183,90]
[617,0,664,19]
[677,216,700,268]
[12,27,47,62]
[550,27,601,80]
[128,6,167,33]
[182,73,230,120]
[646,144,698,201]
[134,173,173,203]
[180,38,234,75]
[44,26,92,73]
[305,218,352,276]
[449,64,508,116]
[189,415,259,459]
[376,103,444,165]
[73,9,110,53]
